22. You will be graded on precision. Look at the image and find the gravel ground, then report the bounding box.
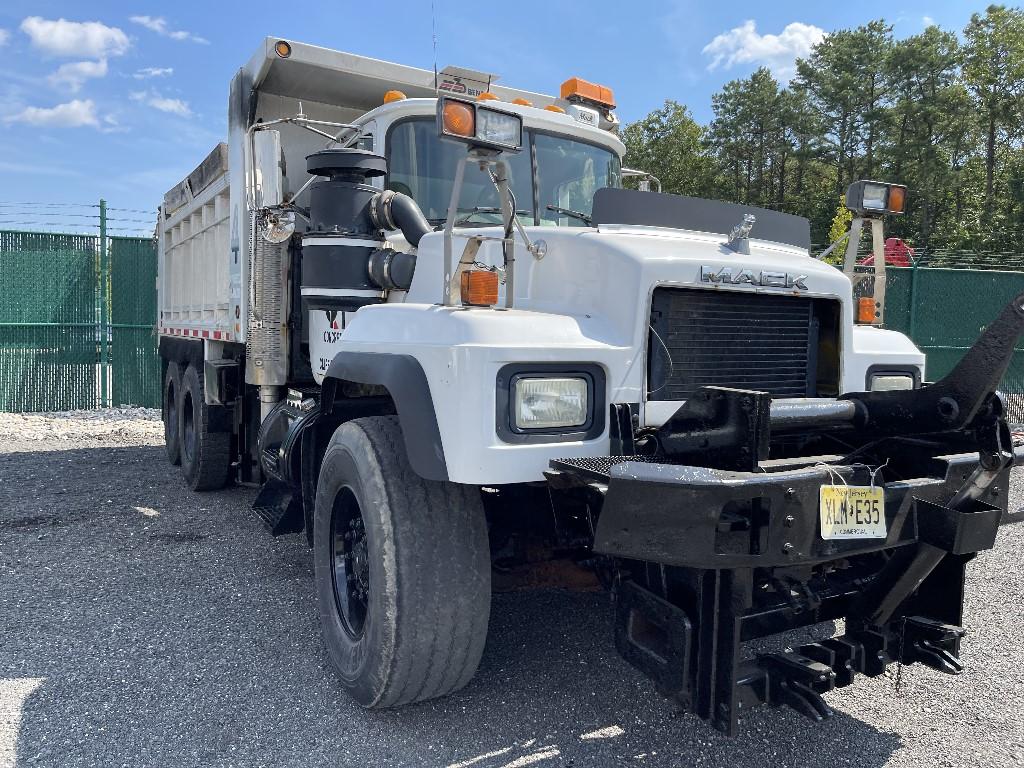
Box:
[1,410,1023,768]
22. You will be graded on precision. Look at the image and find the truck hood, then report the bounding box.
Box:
[405,224,853,347]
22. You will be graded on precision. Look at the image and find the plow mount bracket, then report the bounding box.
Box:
[548,292,1024,735]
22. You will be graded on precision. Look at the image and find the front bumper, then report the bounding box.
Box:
[551,451,1007,570]
[548,447,1014,735]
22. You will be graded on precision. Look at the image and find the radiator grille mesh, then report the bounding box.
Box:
[647,288,816,401]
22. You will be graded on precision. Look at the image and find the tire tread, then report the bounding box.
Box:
[180,364,231,491]
[163,361,182,466]
[325,416,490,707]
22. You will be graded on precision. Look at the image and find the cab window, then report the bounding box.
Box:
[386,119,533,226]
[385,117,621,227]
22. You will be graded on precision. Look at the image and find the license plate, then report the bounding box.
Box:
[818,485,886,540]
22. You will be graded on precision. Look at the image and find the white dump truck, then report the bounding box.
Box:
[158,38,1022,733]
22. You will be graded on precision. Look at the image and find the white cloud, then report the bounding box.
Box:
[129,16,208,44]
[133,66,173,79]
[20,17,130,59]
[148,96,191,116]
[4,99,100,127]
[0,29,9,46]
[99,112,129,134]
[48,58,108,92]
[923,16,936,27]
[130,89,192,117]
[702,20,826,80]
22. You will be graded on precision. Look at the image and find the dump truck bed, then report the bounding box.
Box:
[157,144,237,343]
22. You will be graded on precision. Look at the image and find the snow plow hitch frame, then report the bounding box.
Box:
[547,292,1024,734]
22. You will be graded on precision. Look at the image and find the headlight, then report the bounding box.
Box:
[514,377,588,429]
[869,373,915,391]
[477,108,521,147]
[845,180,907,216]
[861,183,889,211]
[437,97,523,152]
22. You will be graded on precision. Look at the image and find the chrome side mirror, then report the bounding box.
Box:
[253,129,284,208]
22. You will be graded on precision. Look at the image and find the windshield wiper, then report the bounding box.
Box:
[546,204,592,226]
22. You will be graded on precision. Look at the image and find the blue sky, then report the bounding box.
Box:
[0,1,987,228]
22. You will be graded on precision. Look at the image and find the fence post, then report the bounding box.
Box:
[908,256,920,343]
[99,198,108,408]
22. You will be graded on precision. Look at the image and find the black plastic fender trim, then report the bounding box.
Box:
[323,352,448,481]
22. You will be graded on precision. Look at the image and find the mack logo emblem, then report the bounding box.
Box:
[700,266,808,290]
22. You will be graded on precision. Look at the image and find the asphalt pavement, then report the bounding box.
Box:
[1,414,1022,767]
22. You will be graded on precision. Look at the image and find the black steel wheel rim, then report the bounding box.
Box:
[330,486,369,639]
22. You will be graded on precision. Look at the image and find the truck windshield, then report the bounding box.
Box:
[386,118,621,228]
[534,133,620,227]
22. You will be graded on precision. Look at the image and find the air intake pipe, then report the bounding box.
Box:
[300,149,430,310]
[370,189,432,247]
[367,249,417,291]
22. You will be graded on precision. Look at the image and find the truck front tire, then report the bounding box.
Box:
[163,361,182,466]
[313,416,491,707]
[179,364,231,491]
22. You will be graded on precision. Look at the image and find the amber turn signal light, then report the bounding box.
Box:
[461,270,499,306]
[442,100,475,138]
[887,185,906,214]
[857,297,879,324]
[274,40,292,58]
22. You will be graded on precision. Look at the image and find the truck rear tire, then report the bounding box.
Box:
[163,361,182,466]
[179,364,231,491]
[313,415,491,707]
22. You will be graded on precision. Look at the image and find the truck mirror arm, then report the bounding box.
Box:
[441,148,546,308]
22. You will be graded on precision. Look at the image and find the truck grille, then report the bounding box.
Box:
[647,288,823,401]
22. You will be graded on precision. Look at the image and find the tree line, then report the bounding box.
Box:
[621,5,1024,251]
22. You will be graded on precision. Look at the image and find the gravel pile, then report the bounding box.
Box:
[0,413,1022,767]
[0,408,162,448]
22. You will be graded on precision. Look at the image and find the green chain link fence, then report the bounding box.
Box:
[110,236,160,408]
[886,261,1024,423]
[0,201,159,412]
[0,231,99,410]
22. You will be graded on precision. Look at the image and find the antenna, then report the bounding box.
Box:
[431,0,439,90]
